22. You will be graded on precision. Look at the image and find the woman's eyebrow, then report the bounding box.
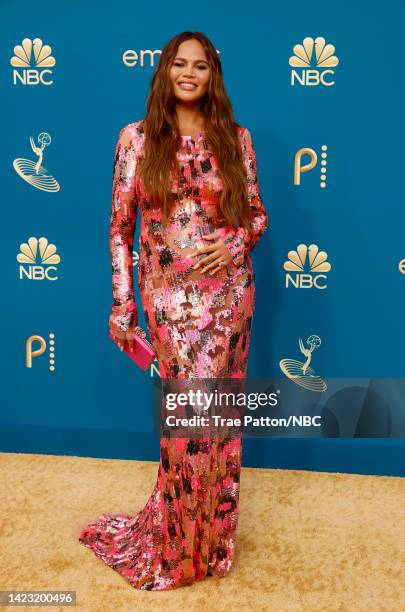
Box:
[174,57,209,64]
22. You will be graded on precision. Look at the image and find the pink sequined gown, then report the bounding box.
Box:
[78,119,268,590]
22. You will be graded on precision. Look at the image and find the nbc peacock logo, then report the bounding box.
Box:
[279,335,327,392]
[13,132,60,192]
[289,37,339,86]
[10,38,56,86]
[283,244,331,289]
[17,236,61,281]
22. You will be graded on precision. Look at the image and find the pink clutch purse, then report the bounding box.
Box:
[108,331,157,371]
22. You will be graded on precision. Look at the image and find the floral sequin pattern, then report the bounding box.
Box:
[78,119,269,590]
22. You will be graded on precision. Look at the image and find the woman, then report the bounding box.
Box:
[78,31,268,591]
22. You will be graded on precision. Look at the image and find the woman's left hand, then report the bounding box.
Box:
[191,230,233,274]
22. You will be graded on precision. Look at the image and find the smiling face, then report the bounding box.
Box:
[169,38,211,104]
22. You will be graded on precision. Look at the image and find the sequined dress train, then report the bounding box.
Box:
[78,119,268,590]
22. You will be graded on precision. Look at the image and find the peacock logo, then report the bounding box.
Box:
[289,37,339,86]
[10,38,56,85]
[294,145,328,188]
[26,333,56,371]
[283,244,331,289]
[17,236,61,281]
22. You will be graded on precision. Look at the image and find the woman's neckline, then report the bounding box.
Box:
[180,131,205,140]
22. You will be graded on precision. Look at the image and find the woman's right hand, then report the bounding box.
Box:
[109,124,140,354]
[111,334,128,352]
[110,326,147,352]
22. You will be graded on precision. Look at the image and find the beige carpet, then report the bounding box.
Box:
[0,452,404,612]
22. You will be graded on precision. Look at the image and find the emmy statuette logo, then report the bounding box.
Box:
[294,145,328,188]
[10,38,56,85]
[26,334,56,371]
[289,37,339,86]
[280,335,327,392]
[284,244,331,289]
[17,237,61,281]
[13,132,60,192]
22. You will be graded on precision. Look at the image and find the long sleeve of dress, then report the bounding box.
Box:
[108,125,139,341]
[217,127,269,268]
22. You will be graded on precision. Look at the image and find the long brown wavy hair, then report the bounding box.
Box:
[137,31,254,236]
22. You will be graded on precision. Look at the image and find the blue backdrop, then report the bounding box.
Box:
[2,0,404,476]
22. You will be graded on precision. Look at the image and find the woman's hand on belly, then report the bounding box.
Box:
[191,230,233,275]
